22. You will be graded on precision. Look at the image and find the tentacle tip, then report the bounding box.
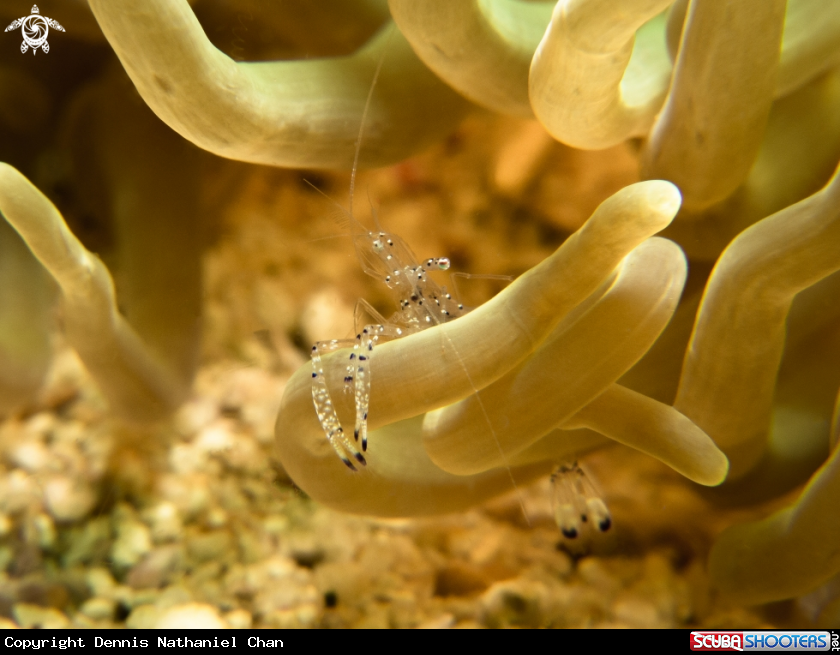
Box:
[561,527,578,539]
[638,179,683,222]
[695,454,731,487]
[354,452,366,466]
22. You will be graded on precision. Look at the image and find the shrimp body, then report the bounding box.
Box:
[311,226,466,470]
[356,229,464,328]
[306,29,473,470]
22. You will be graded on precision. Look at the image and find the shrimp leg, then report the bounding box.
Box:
[354,323,409,452]
[311,338,366,470]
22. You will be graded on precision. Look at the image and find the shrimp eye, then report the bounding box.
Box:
[372,239,384,252]
[436,257,451,271]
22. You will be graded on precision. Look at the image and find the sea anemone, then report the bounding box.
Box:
[2,0,840,628]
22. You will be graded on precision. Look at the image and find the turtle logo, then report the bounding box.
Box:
[5,5,65,55]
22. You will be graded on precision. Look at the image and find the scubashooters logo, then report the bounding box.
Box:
[4,5,65,54]
[691,631,833,652]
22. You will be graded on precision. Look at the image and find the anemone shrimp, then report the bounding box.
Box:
[310,218,467,471]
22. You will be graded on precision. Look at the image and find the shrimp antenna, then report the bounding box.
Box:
[367,187,383,232]
[349,24,395,218]
[302,178,363,235]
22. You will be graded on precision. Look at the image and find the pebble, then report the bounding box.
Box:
[30,512,56,550]
[577,557,622,593]
[127,545,184,589]
[158,473,210,518]
[195,422,234,453]
[23,412,55,437]
[144,502,183,543]
[126,604,162,630]
[224,435,266,475]
[168,443,207,475]
[613,595,665,628]
[480,579,548,628]
[187,530,233,564]
[0,469,39,513]
[12,603,70,629]
[174,397,218,436]
[226,555,322,627]
[265,605,320,629]
[416,613,456,629]
[224,608,253,629]
[262,515,288,536]
[111,512,153,569]
[205,507,228,529]
[86,567,118,597]
[10,440,51,473]
[62,517,111,567]
[154,603,228,629]
[44,475,96,522]
[79,596,117,621]
[131,588,162,608]
[155,584,193,609]
[434,561,490,597]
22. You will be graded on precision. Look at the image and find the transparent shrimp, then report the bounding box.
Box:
[310,219,468,470]
[550,462,612,540]
[309,25,476,471]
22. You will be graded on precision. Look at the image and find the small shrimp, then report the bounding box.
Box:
[309,26,480,471]
[550,462,612,540]
[310,218,468,470]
